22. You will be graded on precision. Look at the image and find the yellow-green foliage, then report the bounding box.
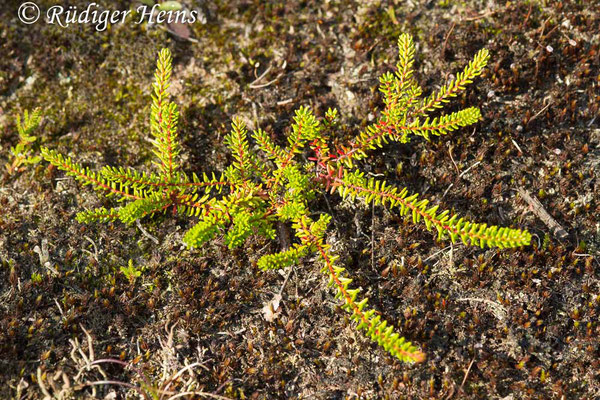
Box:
[6,108,42,175]
[41,34,531,364]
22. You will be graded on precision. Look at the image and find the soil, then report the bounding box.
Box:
[1,0,599,399]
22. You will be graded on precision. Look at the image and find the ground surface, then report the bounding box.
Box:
[1,0,599,399]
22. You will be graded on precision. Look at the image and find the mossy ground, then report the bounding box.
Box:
[1,0,599,398]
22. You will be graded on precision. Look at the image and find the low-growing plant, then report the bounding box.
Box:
[121,259,143,284]
[79,358,230,400]
[31,272,43,284]
[5,108,42,175]
[41,34,531,363]
[34,325,229,399]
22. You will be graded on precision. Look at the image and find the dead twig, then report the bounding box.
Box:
[136,220,159,245]
[248,64,272,87]
[521,2,533,29]
[526,101,552,127]
[448,144,460,173]
[249,63,285,89]
[456,297,507,321]
[442,21,456,58]
[460,358,476,392]
[517,187,569,240]
[464,10,497,22]
[442,161,480,199]
[458,160,481,179]
[277,98,294,106]
[249,75,283,89]
[511,138,523,155]
[263,265,293,323]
